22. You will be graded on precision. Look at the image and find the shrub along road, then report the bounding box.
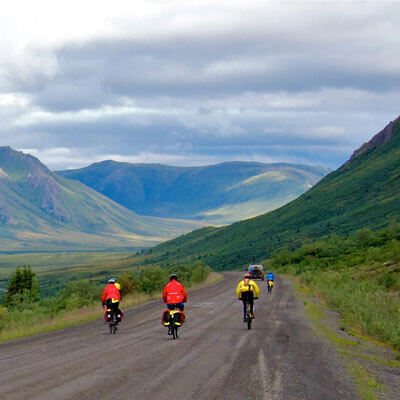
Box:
[0,272,356,400]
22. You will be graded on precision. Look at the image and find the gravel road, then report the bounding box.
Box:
[0,272,357,399]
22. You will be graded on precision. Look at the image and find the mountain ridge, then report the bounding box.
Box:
[349,115,400,161]
[58,160,329,224]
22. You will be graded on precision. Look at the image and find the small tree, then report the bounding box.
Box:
[118,272,138,297]
[5,265,40,307]
[137,266,168,294]
[191,261,210,283]
[355,228,375,248]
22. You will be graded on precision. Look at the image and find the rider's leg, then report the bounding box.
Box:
[112,302,119,327]
[242,300,246,321]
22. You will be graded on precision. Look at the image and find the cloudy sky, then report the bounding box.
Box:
[0,0,399,170]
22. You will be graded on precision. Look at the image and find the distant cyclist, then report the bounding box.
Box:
[267,272,275,282]
[266,271,275,292]
[101,277,121,325]
[162,274,187,311]
[236,273,260,322]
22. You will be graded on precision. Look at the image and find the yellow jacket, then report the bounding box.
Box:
[236,279,260,299]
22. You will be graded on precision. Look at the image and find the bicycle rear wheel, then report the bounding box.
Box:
[109,311,117,334]
[172,323,179,339]
[247,314,252,330]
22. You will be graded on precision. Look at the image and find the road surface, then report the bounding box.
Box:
[0,273,356,399]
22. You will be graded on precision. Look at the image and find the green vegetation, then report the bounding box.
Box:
[0,251,135,296]
[267,224,400,350]
[134,121,400,270]
[0,261,211,341]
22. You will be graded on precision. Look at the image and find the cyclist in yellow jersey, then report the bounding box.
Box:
[236,273,260,322]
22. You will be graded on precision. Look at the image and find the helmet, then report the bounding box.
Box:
[115,282,121,290]
[108,277,117,283]
[244,273,251,279]
[169,274,178,281]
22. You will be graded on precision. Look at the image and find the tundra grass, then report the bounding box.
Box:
[294,280,391,400]
[0,272,222,343]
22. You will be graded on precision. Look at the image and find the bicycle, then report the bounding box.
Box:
[109,311,118,334]
[267,280,274,294]
[163,304,183,340]
[244,300,252,330]
[105,306,121,334]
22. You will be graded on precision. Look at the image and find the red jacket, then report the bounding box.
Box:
[101,283,121,303]
[162,280,187,304]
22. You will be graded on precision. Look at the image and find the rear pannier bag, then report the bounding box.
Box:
[162,309,170,325]
[104,309,123,322]
[173,310,185,323]
[104,311,112,322]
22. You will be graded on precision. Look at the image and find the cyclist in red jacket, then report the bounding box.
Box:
[101,277,121,323]
[162,274,187,311]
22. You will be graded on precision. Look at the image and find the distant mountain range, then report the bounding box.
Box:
[0,146,328,252]
[135,115,400,270]
[0,147,203,251]
[58,161,329,224]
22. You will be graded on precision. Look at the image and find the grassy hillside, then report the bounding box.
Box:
[267,225,400,350]
[0,147,204,251]
[133,118,400,270]
[59,161,328,224]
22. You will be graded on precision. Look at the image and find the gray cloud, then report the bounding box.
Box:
[0,1,399,170]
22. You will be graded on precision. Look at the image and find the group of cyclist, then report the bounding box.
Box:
[101,273,188,331]
[101,268,274,330]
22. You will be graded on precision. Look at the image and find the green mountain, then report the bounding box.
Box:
[0,147,203,251]
[58,161,328,224]
[137,116,400,270]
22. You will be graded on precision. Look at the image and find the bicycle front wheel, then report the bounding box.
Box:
[246,304,252,330]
